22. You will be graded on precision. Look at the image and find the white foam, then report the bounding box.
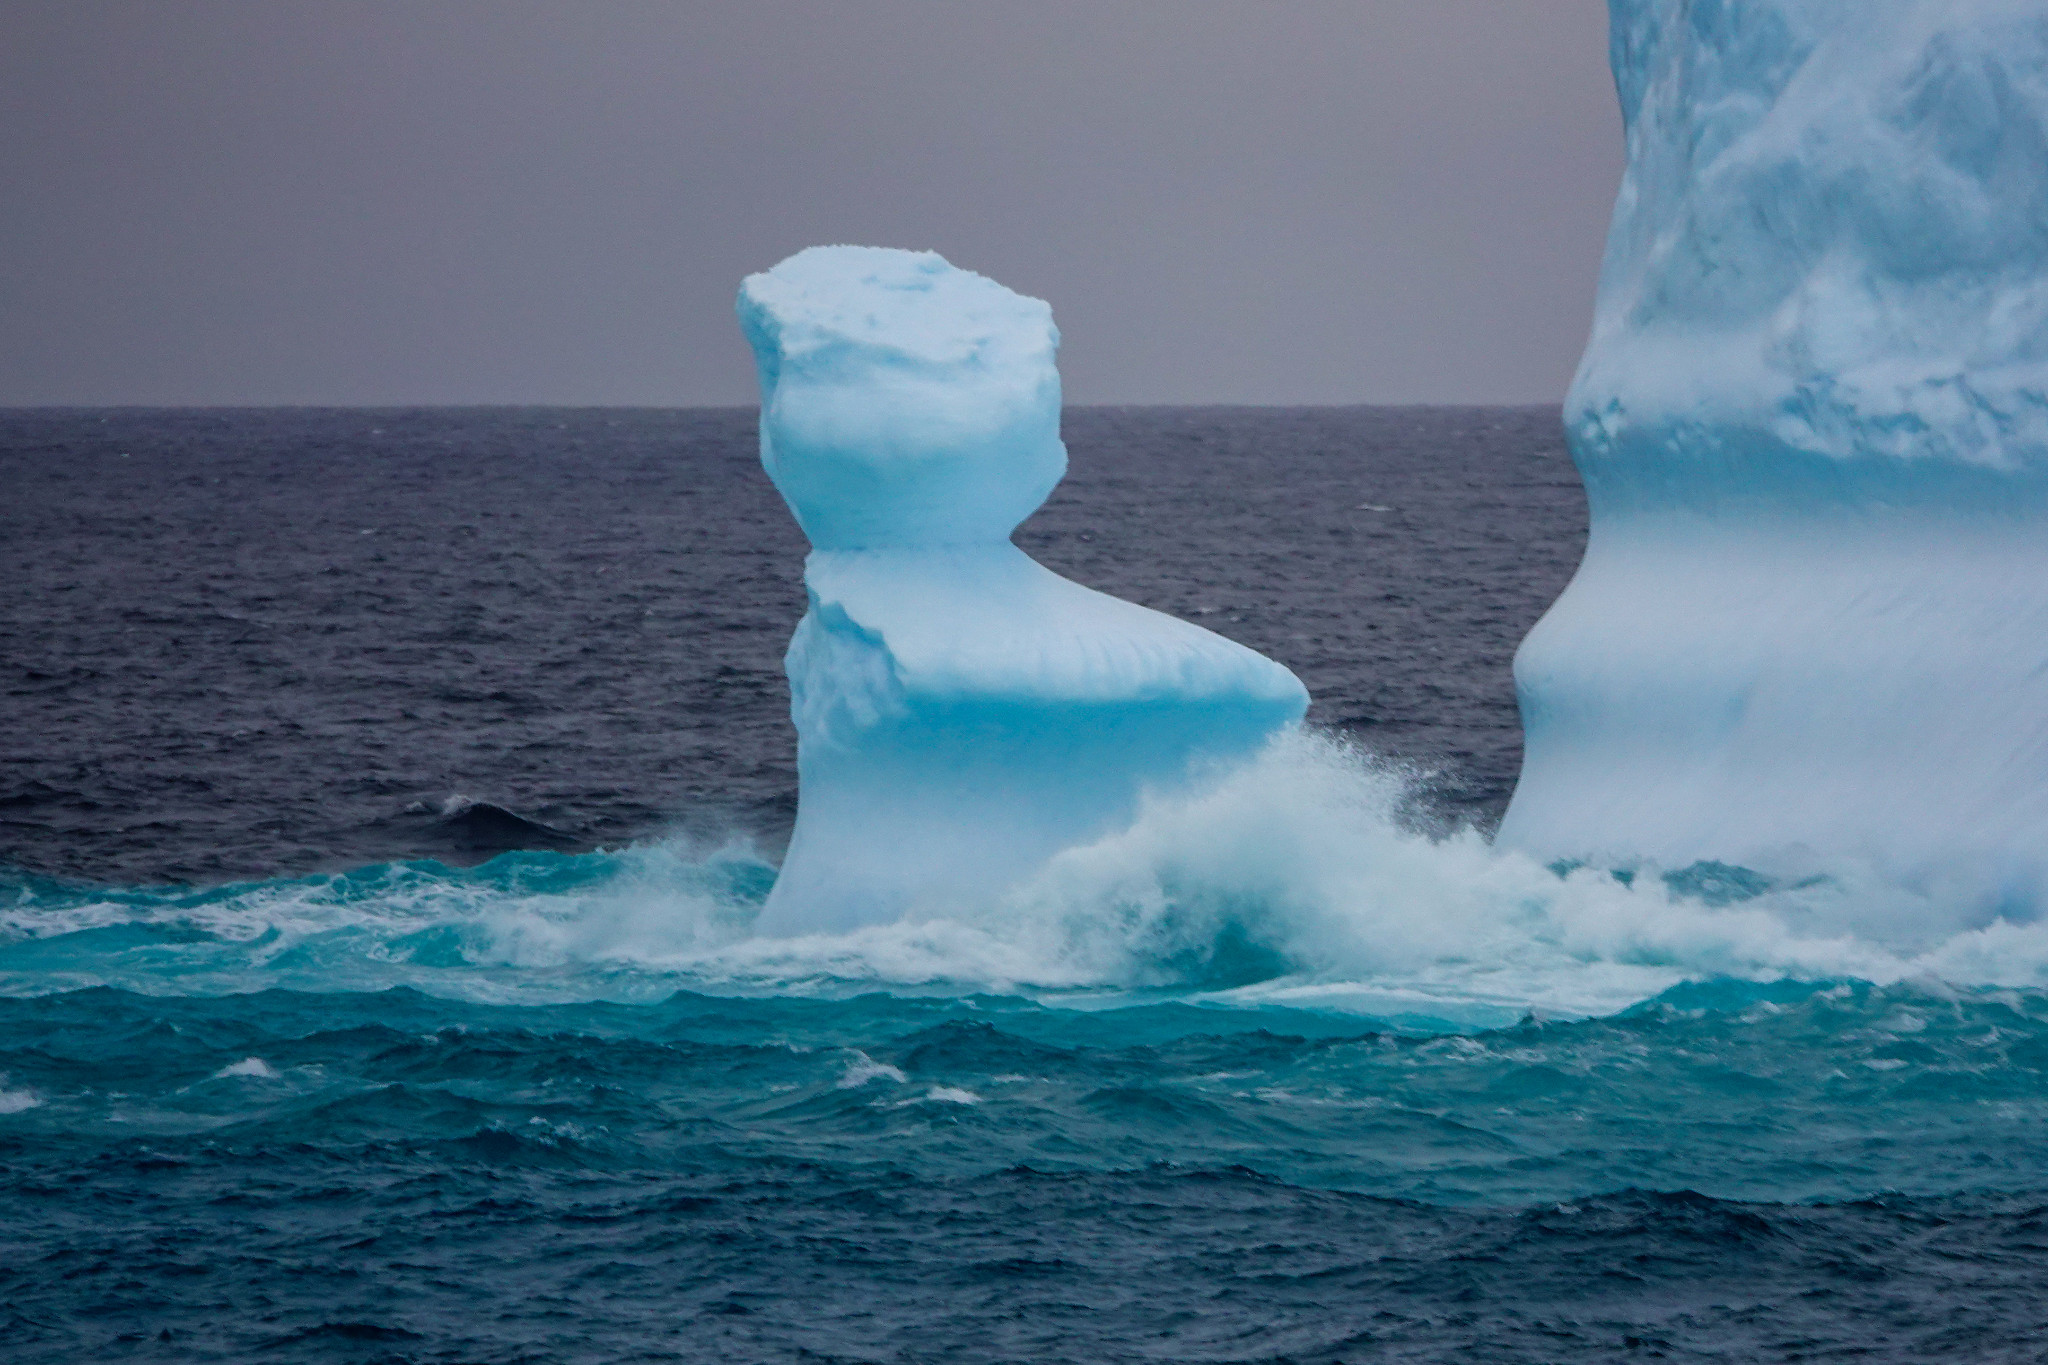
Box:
[906,1086,982,1106]
[837,1051,908,1088]
[10,739,2048,1017]
[214,1057,277,1079]
[562,733,2048,1016]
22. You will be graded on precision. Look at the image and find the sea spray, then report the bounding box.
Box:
[8,732,2048,1013]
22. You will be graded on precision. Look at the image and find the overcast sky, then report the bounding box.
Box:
[1,2,1620,406]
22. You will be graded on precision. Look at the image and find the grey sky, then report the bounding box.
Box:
[1,2,1620,406]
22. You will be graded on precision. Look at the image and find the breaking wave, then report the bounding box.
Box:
[4,732,2044,1021]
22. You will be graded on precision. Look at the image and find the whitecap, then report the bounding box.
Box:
[214,1057,277,1079]
[836,1051,907,1088]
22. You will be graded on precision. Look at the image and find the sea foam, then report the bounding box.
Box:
[7,734,2046,1020]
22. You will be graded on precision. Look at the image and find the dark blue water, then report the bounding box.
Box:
[4,409,2046,1362]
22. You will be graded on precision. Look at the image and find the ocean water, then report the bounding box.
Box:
[4,408,2046,1362]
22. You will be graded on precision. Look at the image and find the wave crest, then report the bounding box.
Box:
[4,732,2046,1015]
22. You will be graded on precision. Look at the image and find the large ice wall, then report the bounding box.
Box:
[1501,0,2048,915]
[739,247,1307,933]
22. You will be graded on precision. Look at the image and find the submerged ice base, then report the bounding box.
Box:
[1500,0,2048,914]
[739,247,1306,932]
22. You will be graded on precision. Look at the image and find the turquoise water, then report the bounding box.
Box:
[7,409,2047,1361]
[6,839,2048,1361]
[7,826,2047,1211]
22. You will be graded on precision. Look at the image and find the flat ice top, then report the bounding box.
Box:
[806,545,1310,709]
[739,246,1056,378]
[737,246,1070,549]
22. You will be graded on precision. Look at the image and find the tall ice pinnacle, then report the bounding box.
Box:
[1500,0,2048,917]
[739,246,1308,932]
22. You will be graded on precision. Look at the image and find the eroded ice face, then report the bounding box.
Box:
[1575,0,2048,495]
[734,246,1307,933]
[1502,0,2048,919]
[737,245,1067,550]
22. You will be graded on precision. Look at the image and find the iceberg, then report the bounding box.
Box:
[1500,0,2048,916]
[738,247,1307,933]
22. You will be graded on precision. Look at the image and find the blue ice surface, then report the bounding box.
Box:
[738,247,1307,933]
[1501,0,2048,924]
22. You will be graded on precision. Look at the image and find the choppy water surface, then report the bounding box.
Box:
[4,409,2046,1363]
